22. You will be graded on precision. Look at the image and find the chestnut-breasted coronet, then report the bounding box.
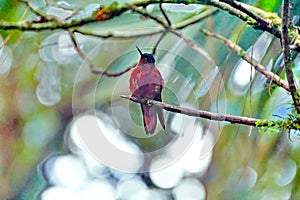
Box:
[129,46,165,135]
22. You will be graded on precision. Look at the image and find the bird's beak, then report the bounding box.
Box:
[136,46,143,57]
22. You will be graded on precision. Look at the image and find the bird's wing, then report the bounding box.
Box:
[129,67,140,97]
[156,106,165,130]
[153,86,165,130]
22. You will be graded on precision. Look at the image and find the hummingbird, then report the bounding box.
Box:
[129,46,165,135]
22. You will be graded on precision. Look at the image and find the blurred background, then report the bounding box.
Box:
[0,0,300,199]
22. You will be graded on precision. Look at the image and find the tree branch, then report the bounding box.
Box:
[159,0,172,27]
[127,4,215,64]
[202,0,281,38]
[19,0,51,22]
[220,0,269,27]
[75,28,163,39]
[126,3,169,29]
[74,7,217,39]
[281,0,300,114]
[218,0,281,38]
[68,30,134,77]
[148,0,172,55]
[0,17,95,31]
[170,29,215,64]
[200,29,290,92]
[121,95,300,130]
[152,30,168,55]
[3,0,297,50]
[172,7,218,29]
[69,3,218,77]
[0,1,281,37]
[121,95,268,127]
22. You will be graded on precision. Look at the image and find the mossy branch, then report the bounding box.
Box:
[0,1,298,51]
[281,0,300,115]
[121,95,300,131]
[199,28,290,92]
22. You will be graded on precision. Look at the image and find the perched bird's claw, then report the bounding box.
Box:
[146,99,152,106]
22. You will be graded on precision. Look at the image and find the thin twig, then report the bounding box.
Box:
[126,3,168,29]
[159,0,171,27]
[220,0,270,27]
[152,30,168,55]
[75,28,164,39]
[127,4,215,64]
[170,29,215,64]
[200,28,290,92]
[149,0,172,55]
[121,95,267,127]
[281,0,300,114]
[74,27,165,39]
[172,7,218,29]
[19,0,51,21]
[68,30,134,77]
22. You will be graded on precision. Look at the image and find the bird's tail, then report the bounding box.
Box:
[141,104,157,135]
[141,104,165,135]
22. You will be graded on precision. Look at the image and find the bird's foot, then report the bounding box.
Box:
[146,99,153,106]
[141,98,152,107]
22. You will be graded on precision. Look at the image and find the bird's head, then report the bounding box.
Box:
[136,46,155,64]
